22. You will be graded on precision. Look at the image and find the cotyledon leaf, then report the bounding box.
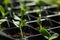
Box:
[40,27,51,37]
[49,33,59,40]
[0,5,5,17]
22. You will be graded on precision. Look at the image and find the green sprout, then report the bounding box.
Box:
[13,15,27,38]
[13,1,29,38]
[0,5,10,18]
[0,0,11,29]
[20,2,30,18]
[13,12,27,38]
[0,0,11,18]
[19,19,27,38]
[37,11,59,40]
[0,5,5,17]
[13,13,27,38]
[19,1,29,38]
[33,0,59,40]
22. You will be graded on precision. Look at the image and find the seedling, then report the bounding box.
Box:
[19,19,27,38]
[20,2,29,18]
[0,5,11,18]
[37,10,59,40]
[13,14,27,38]
[0,0,11,18]
[37,11,51,37]
[19,2,30,38]
[33,0,59,40]
[13,1,29,38]
[0,0,11,29]
[0,0,58,40]
[0,5,11,29]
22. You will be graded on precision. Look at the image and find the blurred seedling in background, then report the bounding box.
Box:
[13,1,30,38]
[0,0,11,29]
[0,0,11,18]
[32,0,59,40]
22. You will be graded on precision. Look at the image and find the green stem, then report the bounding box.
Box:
[19,21,24,38]
[20,26,24,38]
[39,23,43,32]
[39,14,43,29]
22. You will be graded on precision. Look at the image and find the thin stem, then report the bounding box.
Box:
[39,14,43,29]
[20,25,24,38]
[19,21,24,38]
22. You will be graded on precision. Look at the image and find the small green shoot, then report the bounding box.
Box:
[0,5,10,18]
[20,2,30,17]
[37,11,59,40]
[37,12,51,38]
[0,5,5,17]
[36,9,58,40]
[19,19,27,38]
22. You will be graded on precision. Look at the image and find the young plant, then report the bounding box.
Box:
[0,0,11,18]
[18,2,29,38]
[20,2,29,18]
[37,11,51,37]
[0,5,11,29]
[13,14,27,38]
[33,0,59,40]
[0,5,11,18]
[19,19,27,38]
[13,1,29,38]
[37,10,59,40]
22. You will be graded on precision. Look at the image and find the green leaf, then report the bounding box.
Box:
[0,5,10,17]
[49,33,59,40]
[40,27,51,37]
[14,14,21,20]
[0,6,5,12]
[12,20,19,27]
[4,0,11,5]
[20,2,29,16]
[20,2,24,10]
[0,5,5,17]
[19,19,27,28]
[0,19,7,24]
[21,7,29,16]
[22,19,27,25]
